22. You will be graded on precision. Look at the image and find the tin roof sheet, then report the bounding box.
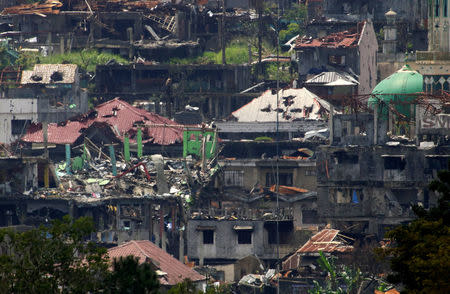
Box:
[282,229,353,270]
[305,71,358,85]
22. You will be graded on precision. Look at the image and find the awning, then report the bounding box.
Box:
[196,226,216,231]
[233,225,254,231]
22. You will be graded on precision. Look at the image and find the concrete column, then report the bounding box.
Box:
[60,35,65,54]
[329,106,334,145]
[127,27,134,59]
[208,97,213,118]
[410,104,416,140]
[214,97,219,119]
[179,228,184,262]
[159,206,164,248]
[415,104,420,145]
[388,106,393,134]
[374,103,378,145]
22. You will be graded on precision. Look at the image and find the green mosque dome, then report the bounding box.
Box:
[368,64,423,119]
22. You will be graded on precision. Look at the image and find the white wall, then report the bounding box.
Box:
[358,20,378,95]
[0,99,38,144]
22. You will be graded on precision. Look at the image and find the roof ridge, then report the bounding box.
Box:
[130,240,154,263]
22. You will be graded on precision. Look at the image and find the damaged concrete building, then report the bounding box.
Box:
[295,20,378,95]
[315,65,450,237]
[0,64,88,144]
[95,63,252,119]
[306,0,428,51]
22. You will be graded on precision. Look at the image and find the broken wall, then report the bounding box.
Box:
[0,98,38,144]
[316,145,448,236]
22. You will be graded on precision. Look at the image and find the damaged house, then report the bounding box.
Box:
[295,20,378,95]
[20,98,184,157]
[0,64,88,144]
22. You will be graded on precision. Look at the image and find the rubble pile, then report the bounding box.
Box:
[34,154,216,203]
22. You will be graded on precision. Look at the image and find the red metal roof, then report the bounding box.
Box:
[295,25,362,49]
[282,229,353,270]
[107,240,205,285]
[21,98,183,145]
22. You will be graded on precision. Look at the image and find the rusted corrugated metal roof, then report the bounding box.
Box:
[282,229,353,270]
[295,25,362,49]
[21,98,183,146]
[108,240,205,285]
[2,0,62,15]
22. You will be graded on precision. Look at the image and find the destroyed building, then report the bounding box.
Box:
[20,98,184,157]
[95,63,252,119]
[295,20,378,95]
[306,0,428,50]
[0,0,249,61]
[0,64,88,144]
[315,62,450,237]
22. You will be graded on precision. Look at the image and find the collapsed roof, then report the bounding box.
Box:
[282,229,353,270]
[21,98,183,145]
[21,64,78,85]
[295,22,366,49]
[230,88,331,122]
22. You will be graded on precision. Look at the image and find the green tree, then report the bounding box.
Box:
[0,216,109,294]
[379,161,450,293]
[107,255,160,294]
[167,278,201,294]
[308,251,362,294]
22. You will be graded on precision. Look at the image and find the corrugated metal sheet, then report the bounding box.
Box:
[108,240,205,285]
[295,27,361,49]
[2,0,62,15]
[282,229,353,270]
[231,88,330,122]
[21,98,183,145]
[305,71,358,85]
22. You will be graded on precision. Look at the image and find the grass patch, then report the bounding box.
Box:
[170,38,276,65]
[39,50,128,72]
